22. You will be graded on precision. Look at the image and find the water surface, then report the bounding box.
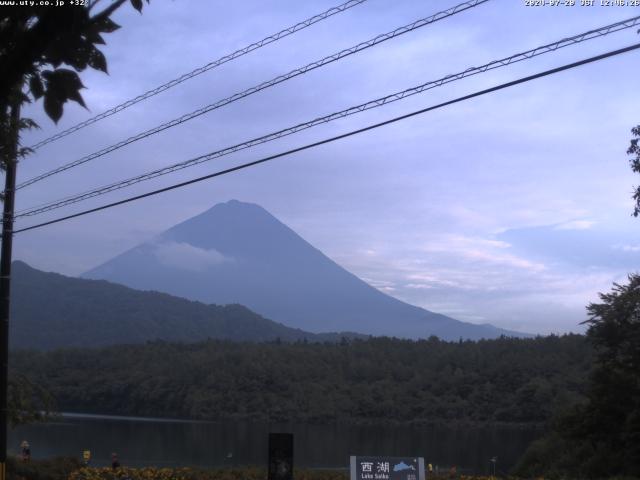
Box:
[10,414,540,474]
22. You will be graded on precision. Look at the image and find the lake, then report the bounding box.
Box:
[9,414,540,475]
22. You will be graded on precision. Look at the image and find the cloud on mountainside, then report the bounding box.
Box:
[153,241,233,272]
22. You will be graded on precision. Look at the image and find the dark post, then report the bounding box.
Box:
[0,98,20,480]
[268,433,293,480]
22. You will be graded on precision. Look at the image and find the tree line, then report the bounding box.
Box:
[11,334,590,426]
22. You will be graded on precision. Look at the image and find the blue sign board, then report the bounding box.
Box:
[350,456,425,480]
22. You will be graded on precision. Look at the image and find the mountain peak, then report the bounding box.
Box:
[176,199,280,231]
[159,200,303,259]
[224,199,252,207]
[207,199,263,213]
[211,199,277,214]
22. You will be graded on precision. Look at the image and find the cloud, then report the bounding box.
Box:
[419,234,545,273]
[153,242,232,272]
[405,283,434,290]
[498,223,640,270]
[554,220,595,231]
[614,244,640,252]
[336,226,628,334]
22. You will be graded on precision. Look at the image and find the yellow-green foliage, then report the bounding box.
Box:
[6,455,82,480]
[66,469,529,480]
[69,466,194,480]
[68,467,351,480]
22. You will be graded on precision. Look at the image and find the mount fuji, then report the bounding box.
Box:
[83,200,526,340]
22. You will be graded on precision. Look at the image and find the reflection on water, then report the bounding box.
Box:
[9,414,540,474]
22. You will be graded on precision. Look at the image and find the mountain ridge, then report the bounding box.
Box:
[10,260,364,350]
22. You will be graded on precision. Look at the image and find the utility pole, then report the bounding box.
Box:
[0,95,21,480]
[490,456,497,478]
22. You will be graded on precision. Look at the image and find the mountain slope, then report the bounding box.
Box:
[84,200,526,340]
[10,261,353,350]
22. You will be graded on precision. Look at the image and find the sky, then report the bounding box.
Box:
[12,0,640,335]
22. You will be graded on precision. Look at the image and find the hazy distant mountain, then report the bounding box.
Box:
[83,200,526,340]
[10,261,358,350]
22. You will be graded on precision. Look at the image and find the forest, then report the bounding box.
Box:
[11,334,590,426]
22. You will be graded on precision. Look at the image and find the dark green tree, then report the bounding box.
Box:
[580,275,640,476]
[0,0,149,125]
[0,1,151,473]
[630,125,640,217]
[11,335,592,426]
[7,374,56,427]
[515,275,640,478]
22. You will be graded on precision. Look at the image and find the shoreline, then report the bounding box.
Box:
[48,412,546,430]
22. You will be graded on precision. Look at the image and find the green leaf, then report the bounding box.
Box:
[43,69,88,113]
[18,146,35,159]
[88,47,107,73]
[130,0,143,12]
[44,93,63,123]
[94,16,120,33]
[66,40,92,71]
[67,89,87,109]
[85,28,106,45]
[40,32,72,68]
[49,68,86,91]
[29,75,44,99]
[19,118,40,131]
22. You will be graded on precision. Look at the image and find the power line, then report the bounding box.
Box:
[17,0,489,191]
[27,0,370,151]
[13,43,640,235]
[15,15,640,219]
